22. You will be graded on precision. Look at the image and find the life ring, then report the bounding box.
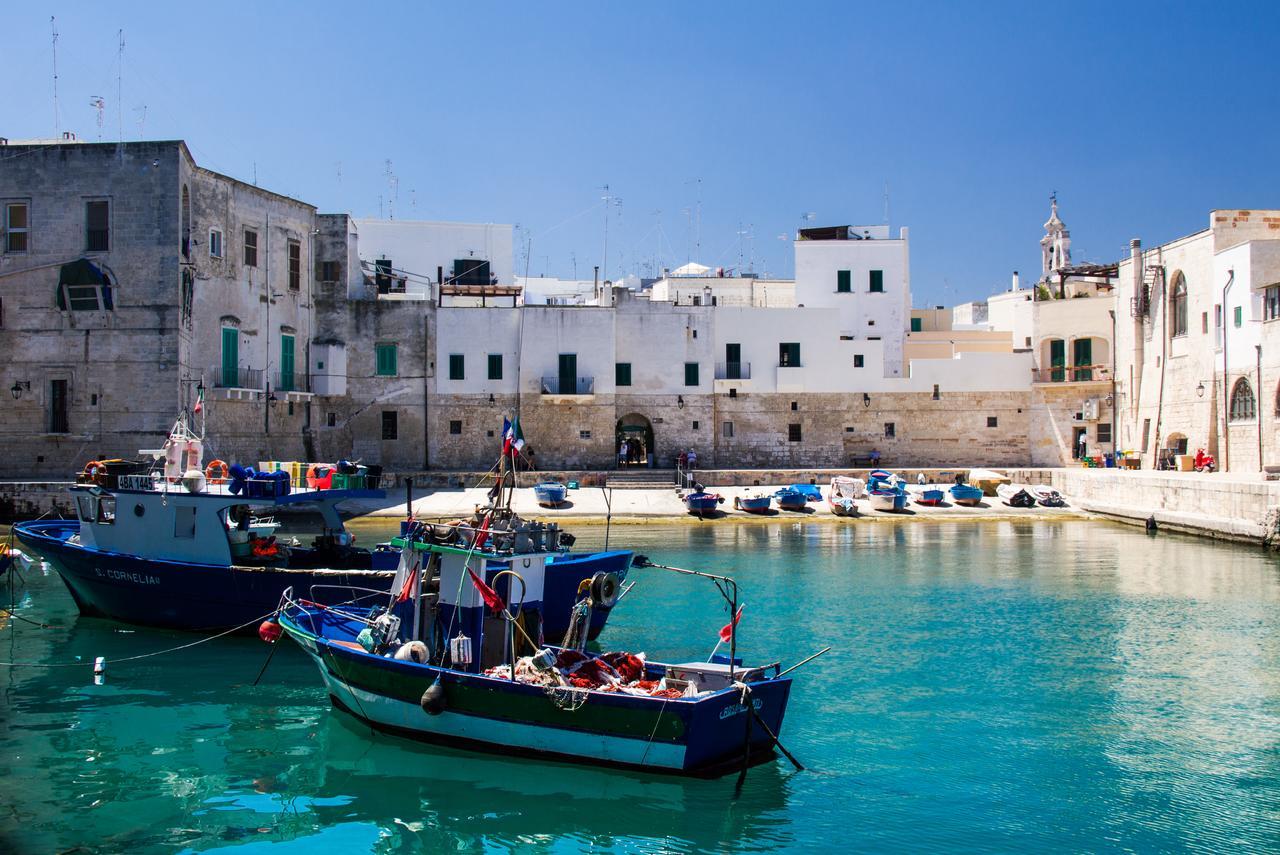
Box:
[205,459,229,484]
[82,460,107,486]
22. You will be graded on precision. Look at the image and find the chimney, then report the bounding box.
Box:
[1011,271,1020,291]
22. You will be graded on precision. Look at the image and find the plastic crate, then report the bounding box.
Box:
[245,477,288,499]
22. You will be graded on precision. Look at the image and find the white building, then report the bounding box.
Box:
[352,219,515,298]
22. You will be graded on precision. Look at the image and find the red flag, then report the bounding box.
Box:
[468,567,506,616]
[395,560,420,603]
[719,605,744,643]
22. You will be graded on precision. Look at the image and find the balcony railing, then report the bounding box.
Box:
[274,371,310,393]
[213,365,264,390]
[541,375,595,395]
[1033,364,1110,383]
[715,361,752,380]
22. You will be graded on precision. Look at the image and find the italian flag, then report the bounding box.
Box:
[193,385,205,414]
[502,417,525,455]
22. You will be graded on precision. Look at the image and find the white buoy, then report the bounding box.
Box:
[93,656,106,686]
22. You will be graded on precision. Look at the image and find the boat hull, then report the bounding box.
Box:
[14,520,629,639]
[284,614,792,777]
[869,491,906,512]
[733,496,772,514]
[950,485,984,506]
[685,494,722,516]
[534,484,568,507]
[828,499,857,517]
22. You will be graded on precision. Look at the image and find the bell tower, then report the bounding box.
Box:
[1040,193,1072,276]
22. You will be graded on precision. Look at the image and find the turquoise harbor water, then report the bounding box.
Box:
[3,519,1280,852]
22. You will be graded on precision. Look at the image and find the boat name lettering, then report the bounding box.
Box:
[718,698,763,720]
[94,567,161,585]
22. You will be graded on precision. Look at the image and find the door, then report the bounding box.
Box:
[49,379,68,433]
[1072,338,1092,381]
[725,343,741,379]
[1049,339,1065,382]
[280,334,295,392]
[1072,426,1087,460]
[558,353,577,394]
[221,327,239,387]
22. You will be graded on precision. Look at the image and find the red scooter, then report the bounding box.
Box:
[1194,448,1217,473]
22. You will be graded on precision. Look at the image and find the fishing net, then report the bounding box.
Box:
[544,684,590,711]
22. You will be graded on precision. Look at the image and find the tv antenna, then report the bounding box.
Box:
[384,159,398,220]
[117,30,125,144]
[90,96,105,139]
[883,181,890,225]
[133,105,147,139]
[51,17,60,135]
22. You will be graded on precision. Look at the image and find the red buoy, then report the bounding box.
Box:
[258,619,282,644]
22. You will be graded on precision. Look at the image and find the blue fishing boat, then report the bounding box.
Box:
[914,487,945,506]
[533,481,568,507]
[786,483,823,502]
[684,491,724,517]
[733,494,773,514]
[950,483,984,506]
[273,550,799,777]
[773,489,809,512]
[869,486,908,512]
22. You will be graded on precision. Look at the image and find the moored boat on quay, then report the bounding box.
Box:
[533,481,569,507]
[950,483,984,506]
[996,484,1038,508]
[733,494,773,514]
[827,476,865,516]
[773,489,809,512]
[1031,486,1065,507]
[685,491,725,517]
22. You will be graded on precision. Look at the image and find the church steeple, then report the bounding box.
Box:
[1040,193,1071,276]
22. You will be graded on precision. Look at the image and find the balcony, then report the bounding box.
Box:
[213,366,264,390]
[1033,364,1110,383]
[274,371,312,398]
[541,375,595,395]
[715,361,751,380]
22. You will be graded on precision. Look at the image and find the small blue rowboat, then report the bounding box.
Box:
[950,484,984,506]
[915,488,945,506]
[733,494,773,514]
[685,491,724,517]
[534,482,568,507]
[774,489,809,512]
[786,484,823,502]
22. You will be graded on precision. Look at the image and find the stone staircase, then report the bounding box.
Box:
[605,469,679,490]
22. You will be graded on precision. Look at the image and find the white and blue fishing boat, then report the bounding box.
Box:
[827,476,865,516]
[273,548,799,777]
[773,488,809,512]
[869,485,908,512]
[950,483,984,506]
[533,481,568,507]
[914,487,946,506]
[732,494,773,514]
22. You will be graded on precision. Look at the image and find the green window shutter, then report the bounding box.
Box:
[488,353,503,380]
[280,334,295,391]
[869,270,884,292]
[615,362,631,387]
[449,354,465,380]
[910,317,922,332]
[684,362,699,386]
[221,328,238,387]
[1235,306,1243,328]
[1050,339,1065,382]
[376,343,398,376]
[837,270,851,293]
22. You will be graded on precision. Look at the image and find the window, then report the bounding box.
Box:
[779,342,800,367]
[579,430,592,440]
[382,410,399,440]
[692,329,698,339]
[722,421,734,438]
[692,420,700,430]
[884,422,896,438]
[1141,418,1151,452]
[932,384,940,400]
[449,354,465,380]
[853,354,864,368]
[684,362,699,386]
[321,261,339,281]
[49,379,68,433]
[376,343,398,376]
[616,362,632,387]
[86,200,109,252]
[987,416,998,428]
[1235,306,1243,328]
[288,240,301,290]
[788,423,802,442]
[910,317,922,332]
[96,496,116,525]
[279,333,296,391]
[326,412,336,428]
[1202,311,1209,334]
[209,228,223,258]
[1266,286,1280,322]
[837,270,851,293]
[5,202,29,253]
[840,335,854,341]
[243,229,258,267]
[1097,423,1113,444]
[692,295,701,306]
[869,270,884,292]
[1230,377,1257,421]
[487,353,503,380]
[791,400,798,411]
[174,505,197,539]
[868,319,876,326]
[449,419,462,435]
[1170,274,1187,337]
[220,327,239,387]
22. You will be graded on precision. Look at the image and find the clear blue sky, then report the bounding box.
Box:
[6,2,1279,305]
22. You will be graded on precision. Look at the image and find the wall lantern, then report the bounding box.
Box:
[10,381,30,401]
[677,395,685,409]
[1196,381,1206,398]
[862,393,871,408]
[489,393,495,404]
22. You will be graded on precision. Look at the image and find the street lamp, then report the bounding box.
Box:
[1196,381,1206,398]
[10,381,30,400]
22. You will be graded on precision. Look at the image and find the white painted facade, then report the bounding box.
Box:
[648,276,795,308]
[353,219,515,297]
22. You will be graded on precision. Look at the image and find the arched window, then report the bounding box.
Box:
[1170,272,1188,337]
[1230,377,1256,421]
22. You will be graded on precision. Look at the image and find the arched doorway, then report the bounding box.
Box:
[616,414,655,468]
